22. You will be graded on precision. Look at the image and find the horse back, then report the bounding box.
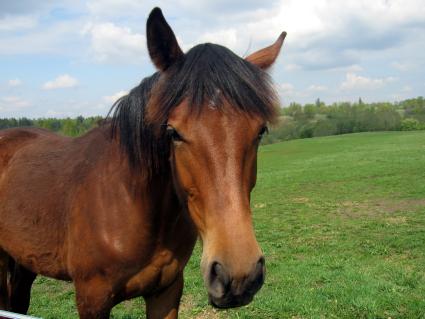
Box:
[0,127,52,171]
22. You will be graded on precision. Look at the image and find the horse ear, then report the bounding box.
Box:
[245,32,287,70]
[146,7,184,71]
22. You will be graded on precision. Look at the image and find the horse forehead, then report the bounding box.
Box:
[198,107,251,129]
[169,101,260,131]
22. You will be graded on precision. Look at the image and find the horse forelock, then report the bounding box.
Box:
[108,42,279,178]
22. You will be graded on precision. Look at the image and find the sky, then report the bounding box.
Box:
[0,0,424,118]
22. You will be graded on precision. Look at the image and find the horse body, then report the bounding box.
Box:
[0,7,285,318]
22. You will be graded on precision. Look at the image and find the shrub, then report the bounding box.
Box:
[299,122,315,138]
[401,118,421,131]
[313,119,338,137]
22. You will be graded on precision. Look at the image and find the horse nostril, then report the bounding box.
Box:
[208,258,266,308]
[253,257,265,285]
[258,256,265,268]
[208,261,230,299]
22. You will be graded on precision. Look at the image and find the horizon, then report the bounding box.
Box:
[1,96,423,120]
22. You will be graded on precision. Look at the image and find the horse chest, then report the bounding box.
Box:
[123,249,182,298]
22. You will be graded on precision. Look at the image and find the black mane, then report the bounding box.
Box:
[109,43,278,177]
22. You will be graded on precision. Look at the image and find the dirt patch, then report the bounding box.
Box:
[191,309,222,319]
[337,198,425,218]
[254,202,267,209]
[292,197,310,203]
[179,295,222,319]
[385,216,408,224]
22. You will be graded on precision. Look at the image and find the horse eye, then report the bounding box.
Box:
[166,126,183,142]
[258,126,269,139]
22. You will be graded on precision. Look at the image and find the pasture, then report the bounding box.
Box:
[28,131,425,318]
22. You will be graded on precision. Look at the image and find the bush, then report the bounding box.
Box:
[313,119,338,137]
[401,118,422,131]
[262,118,300,144]
[299,122,315,138]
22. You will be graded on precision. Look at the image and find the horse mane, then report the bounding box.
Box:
[109,43,278,178]
[109,72,167,176]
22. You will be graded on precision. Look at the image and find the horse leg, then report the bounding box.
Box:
[0,249,10,310]
[74,277,114,319]
[9,261,37,314]
[145,273,184,319]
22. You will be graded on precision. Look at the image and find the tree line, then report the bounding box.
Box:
[0,116,103,137]
[0,97,424,144]
[262,96,425,144]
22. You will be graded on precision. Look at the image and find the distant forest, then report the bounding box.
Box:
[263,96,425,144]
[1,97,424,145]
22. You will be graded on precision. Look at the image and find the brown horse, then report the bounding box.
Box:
[0,7,285,319]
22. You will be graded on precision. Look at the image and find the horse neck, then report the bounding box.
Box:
[125,164,189,243]
[112,141,181,222]
[78,127,195,256]
[89,125,184,232]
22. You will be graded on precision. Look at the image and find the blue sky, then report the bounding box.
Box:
[0,0,424,118]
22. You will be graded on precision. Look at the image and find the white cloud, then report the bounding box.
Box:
[0,96,31,111]
[83,22,146,63]
[340,73,396,90]
[279,83,295,94]
[0,19,84,55]
[391,61,412,72]
[42,74,78,90]
[103,90,128,104]
[308,84,327,92]
[391,85,414,102]
[282,0,425,43]
[277,82,306,104]
[279,83,328,105]
[401,85,412,92]
[284,63,301,71]
[8,79,22,87]
[45,109,76,118]
[86,0,150,17]
[0,14,38,31]
[197,28,239,51]
[341,65,364,73]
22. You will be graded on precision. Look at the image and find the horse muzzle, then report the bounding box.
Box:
[206,257,265,308]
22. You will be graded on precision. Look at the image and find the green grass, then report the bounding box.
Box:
[28,131,425,318]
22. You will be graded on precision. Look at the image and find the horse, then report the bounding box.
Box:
[0,7,285,319]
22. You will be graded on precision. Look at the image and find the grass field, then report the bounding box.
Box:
[28,131,425,318]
